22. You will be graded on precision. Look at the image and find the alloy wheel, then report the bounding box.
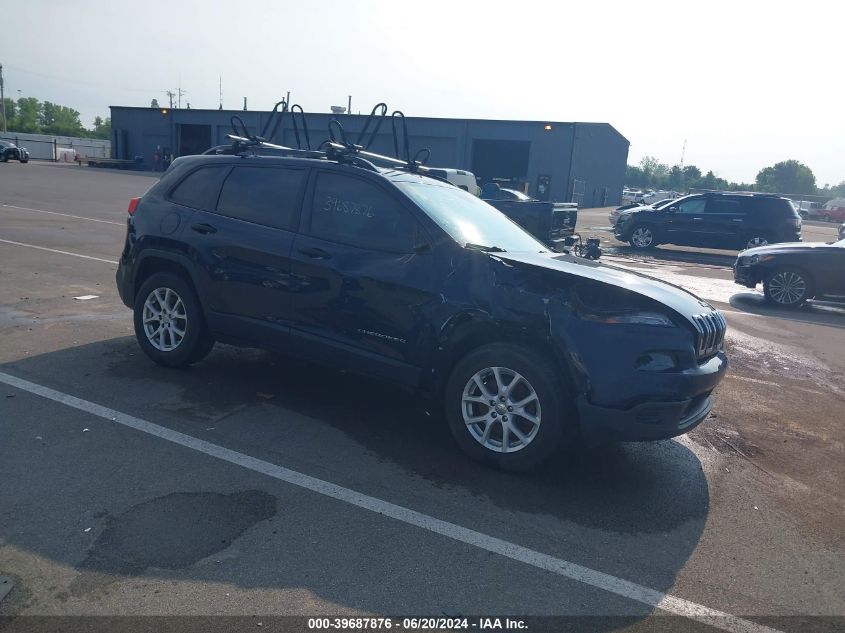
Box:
[746,236,769,249]
[631,227,653,248]
[768,271,807,305]
[142,287,188,351]
[461,366,542,453]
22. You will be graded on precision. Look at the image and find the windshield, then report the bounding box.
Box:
[399,181,547,252]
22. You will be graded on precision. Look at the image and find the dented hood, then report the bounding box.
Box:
[494,250,715,317]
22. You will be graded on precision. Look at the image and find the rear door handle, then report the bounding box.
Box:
[692,217,703,222]
[731,218,743,222]
[191,223,218,234]
[298,247,332,260]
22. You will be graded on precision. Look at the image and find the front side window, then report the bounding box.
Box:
[675,198,707,214]
[310,172,418,252]
[216,166,305,230]
[169,166,229,209]
[705,198,743,214]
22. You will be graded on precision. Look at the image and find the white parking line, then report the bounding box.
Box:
[0,370,781,633]
[0,238,118,265]
[0,203,124,226]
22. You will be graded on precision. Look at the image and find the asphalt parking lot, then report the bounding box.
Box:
[1,163,843,633]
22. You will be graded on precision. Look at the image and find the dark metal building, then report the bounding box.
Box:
[109,106,629,207]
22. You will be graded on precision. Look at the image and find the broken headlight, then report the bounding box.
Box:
[573,283,677,327]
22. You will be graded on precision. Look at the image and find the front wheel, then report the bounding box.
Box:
[823,214,832,222]
[19,158,28,164]
[444,343,569,471]
[133,272,215,367]
[629,225,657,249]
[763,268,812,307]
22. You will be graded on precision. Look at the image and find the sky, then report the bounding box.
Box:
[3,0,843,186]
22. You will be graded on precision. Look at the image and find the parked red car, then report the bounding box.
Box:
[820,199,845,223]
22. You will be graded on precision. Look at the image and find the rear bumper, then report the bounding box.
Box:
[115,259,133,308]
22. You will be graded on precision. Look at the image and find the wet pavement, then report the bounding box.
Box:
[0,164,843,631]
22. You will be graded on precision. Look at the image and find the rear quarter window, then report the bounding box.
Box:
[751,198,799,218]
[168,165,229,209]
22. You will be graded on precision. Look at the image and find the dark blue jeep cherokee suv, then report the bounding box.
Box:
[116,153,728,470]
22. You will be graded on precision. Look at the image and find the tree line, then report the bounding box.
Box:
[1,97,111,139]
[627,157,845,199]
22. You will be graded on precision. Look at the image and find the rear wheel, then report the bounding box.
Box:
[763,268,812,307]
[823,213,832,222]
[444,343,569,471]
[629,224,657,249]
[133,272,215,367]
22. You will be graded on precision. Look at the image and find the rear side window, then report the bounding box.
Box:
[310,172,418,252]
[169,166,228,209]
[216,166,305,230]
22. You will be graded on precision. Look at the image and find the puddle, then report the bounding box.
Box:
[71,490,276,595]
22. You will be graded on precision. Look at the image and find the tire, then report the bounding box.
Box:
[444,343,570,471]
[763,268,813,308]
[133,272,215,367]
[823,214,831,222]
[19,158,28,164]
[628,224,657,249]
[0,154,8,163]
[744,235,771,250]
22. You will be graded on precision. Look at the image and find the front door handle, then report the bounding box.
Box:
[692,217,703,222]
[298,247,332,260]
[191,223,218,234]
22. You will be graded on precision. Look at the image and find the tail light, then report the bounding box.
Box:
[127,197,141,215]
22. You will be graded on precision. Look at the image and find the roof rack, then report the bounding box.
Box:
[202,99,439,178]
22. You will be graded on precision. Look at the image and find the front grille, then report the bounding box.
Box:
[691,311,726,360]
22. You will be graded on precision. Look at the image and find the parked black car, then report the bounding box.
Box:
[116,153,727,470]
[480,183,577,248]
[614,192,801,251]
[0,140,30,163]
[734,238,845,307]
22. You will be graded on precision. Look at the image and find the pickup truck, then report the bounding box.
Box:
[480,185,578,248]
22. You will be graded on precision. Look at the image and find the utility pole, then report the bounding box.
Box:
[219,76,223,110]
[166,90,175,109]
[680,139,687,167]
[0,63,6,133]
[348,95,352,116]
[177,87,186,109]
[243,97,247,111]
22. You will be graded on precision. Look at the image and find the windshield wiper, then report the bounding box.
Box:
[465,243,507,253]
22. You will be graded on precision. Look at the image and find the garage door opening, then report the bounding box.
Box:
[471,139,531,191]
[177,124,212,157]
